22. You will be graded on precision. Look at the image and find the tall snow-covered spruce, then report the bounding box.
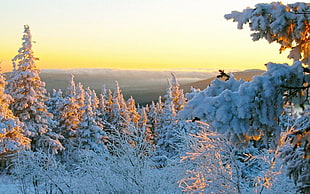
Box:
[76,88,107,151]
[57,75,81,149]
[6,25,63,154]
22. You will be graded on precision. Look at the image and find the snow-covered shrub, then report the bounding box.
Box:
[179,124,295,193]
[279,108,310,193]
[72,124,183,193]
[11,150,72,194]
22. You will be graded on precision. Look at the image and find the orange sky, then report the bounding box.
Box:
[0,0,295,73]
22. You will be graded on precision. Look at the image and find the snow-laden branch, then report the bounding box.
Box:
[179,61,305,147]
[225,2,310,65]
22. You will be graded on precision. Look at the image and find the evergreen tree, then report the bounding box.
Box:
[138,107,154,144]
[57,75,80,148]
[166,73,186,113]
[75,82,85,118]
[154,75,186,167]
[76,89,107,151]
[126,96,140,126]
[46,89,64,119]
[98,85,113,122]
[7,25,63,153]
[0,71,30,154]
[147,98,163,141]
[108,81,128,130]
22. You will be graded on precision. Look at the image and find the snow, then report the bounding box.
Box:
[0,176,20,194]
[180,61,305,147]
[0,2,309,193]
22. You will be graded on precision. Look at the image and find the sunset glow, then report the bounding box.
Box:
[0,0,297,72]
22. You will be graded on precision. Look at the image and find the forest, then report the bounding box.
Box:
[0,2,309,193]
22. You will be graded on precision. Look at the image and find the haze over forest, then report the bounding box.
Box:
[32,68,264,104]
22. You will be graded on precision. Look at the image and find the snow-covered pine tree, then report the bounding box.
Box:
[75,82,85,119]
[57,75,81,149]
[89,88,105,128]
[99,85,113,122]
[168,73,186,113]
[180,2,310,148]
[46,89,64,119]
[154,75,187,167]
[7,25,63,153]
[179,2,310,192]
[126,96,140,126]
[138,107,154,144]
[103,82,129,149]
[224,3,310,192]
[107,81,130,131]
[0,71,30,156]
[147,98,164,139]
[76,88,107,151]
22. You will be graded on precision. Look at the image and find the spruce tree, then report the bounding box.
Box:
[7,25,63,153]
[76,89,106,151]
[57,75,80,148]
[0,71,30,154]
[154,75,186,167]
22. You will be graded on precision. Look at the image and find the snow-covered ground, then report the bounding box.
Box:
[0,176,20,194]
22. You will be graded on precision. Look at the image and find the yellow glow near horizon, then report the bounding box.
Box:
[0,0,297,73]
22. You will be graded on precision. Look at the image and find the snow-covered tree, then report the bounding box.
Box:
[46,89,64,119]
[75,82,85,116]
[147,98,164,138]
[224,3,310,191]
[76,88,107,151]
[0,71,30,154]
[225,2,310,64]
[7,25,63,153]
[138,107,154,144]
[181,61,305,148]
[181,2,310,148]
[154,75,188,167]
[178,3,310,192]
[108,81,127,125]
[57,75,80,148]
[98,85,113,122]
[164,73,186,113]
[126,96,140,126]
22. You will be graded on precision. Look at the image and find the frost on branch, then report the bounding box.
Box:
[179,61,304,147]
[225,2,310,65]
[279,108,310,193]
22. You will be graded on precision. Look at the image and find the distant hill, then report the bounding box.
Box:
[5,68,265,104]
[6,68,215,105]
[181,69,265,92]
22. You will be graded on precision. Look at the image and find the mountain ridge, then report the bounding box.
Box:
[5,68,265,104]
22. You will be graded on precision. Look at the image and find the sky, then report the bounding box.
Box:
[0,0,300,72]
